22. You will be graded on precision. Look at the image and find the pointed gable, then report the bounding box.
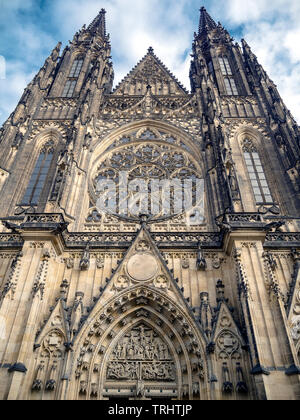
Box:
[113,47,189,96]
[97,226,194,315]
[211,302,245,360]
[34,297,70,349]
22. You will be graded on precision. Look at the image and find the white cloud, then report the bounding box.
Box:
[51,0,193,90]
[0,62,34,122]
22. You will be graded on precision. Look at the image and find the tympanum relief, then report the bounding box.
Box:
[106,324,176,383]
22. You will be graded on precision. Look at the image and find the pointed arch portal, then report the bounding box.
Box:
[66,284,208,400]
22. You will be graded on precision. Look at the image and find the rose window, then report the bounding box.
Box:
[90,129,205,225]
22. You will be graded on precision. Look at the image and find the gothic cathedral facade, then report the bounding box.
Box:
[0,7,300,400]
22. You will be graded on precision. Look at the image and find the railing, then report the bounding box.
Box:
[23,214,66,224]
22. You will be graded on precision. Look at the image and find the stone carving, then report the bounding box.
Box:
[65,257,74,269]
[217,331,240,360]
[127,254,159,282]
[222,363,233,394]
[196,244,207,271]
[291,317,300,341]
[199,292,213,339]
[44,330,64,352]
[236,364,248,394]
[106,324,175,382]
[114,275,130,291]
[212,254,225,270]
[32,328,65,393]
[96,257,105,269]
[0,251,22,303]
[80,245,90,270]
[62,231,223,247]
[263,251,284,302]
[112,50,187,97]
[233,248,251,300]
[181,259,190,269]
[153,275,169,290]
[32,363,45,391]
[242,138,257,153]
[45,379,56,391]
[79,381,87,395]
[291,288,300,341]
[32,254,50,300]
[136,240,150,252]
[90,383,98,397]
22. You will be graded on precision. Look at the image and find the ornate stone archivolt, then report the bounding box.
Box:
[226,120,271,146]
[67,285,207,400]
[27,121,72,143]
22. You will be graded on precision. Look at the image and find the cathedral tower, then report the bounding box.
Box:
[0,7,299,400]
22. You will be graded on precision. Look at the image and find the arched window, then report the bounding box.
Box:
[69,59,84,78]
[218,56,238,96]
[242,139,273,204]
[91,128,204,226]
[62,58,84,98]
[21,142,54,205]
[62,80,77,98]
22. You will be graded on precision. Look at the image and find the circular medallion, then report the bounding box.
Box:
[127,254,158,282]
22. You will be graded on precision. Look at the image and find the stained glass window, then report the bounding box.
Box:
[219,57,239,96]
[243,143,273,204]
[62,80,77,98]
[22,146,54,205]
[69,59,83,78]
[62,58,84,98]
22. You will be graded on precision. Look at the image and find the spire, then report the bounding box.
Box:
[198,6,217,34]
[242,39,256,58]
[87,8,107,37]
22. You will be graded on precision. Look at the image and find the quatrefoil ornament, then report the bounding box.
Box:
[114,275,130,290]
[153,275,169,290]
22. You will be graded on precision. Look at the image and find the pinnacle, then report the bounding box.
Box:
[87,8,107,36]
[199,6,217,34]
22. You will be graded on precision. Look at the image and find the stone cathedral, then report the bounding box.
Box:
[0,6,299,401]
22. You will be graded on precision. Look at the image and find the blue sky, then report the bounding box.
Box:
[0,0,300,125]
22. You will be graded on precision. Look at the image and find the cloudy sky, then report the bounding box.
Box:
[0,0,300,125]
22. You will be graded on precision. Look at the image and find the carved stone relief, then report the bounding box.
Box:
[291,289,300,341]
[106,324,176,382]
